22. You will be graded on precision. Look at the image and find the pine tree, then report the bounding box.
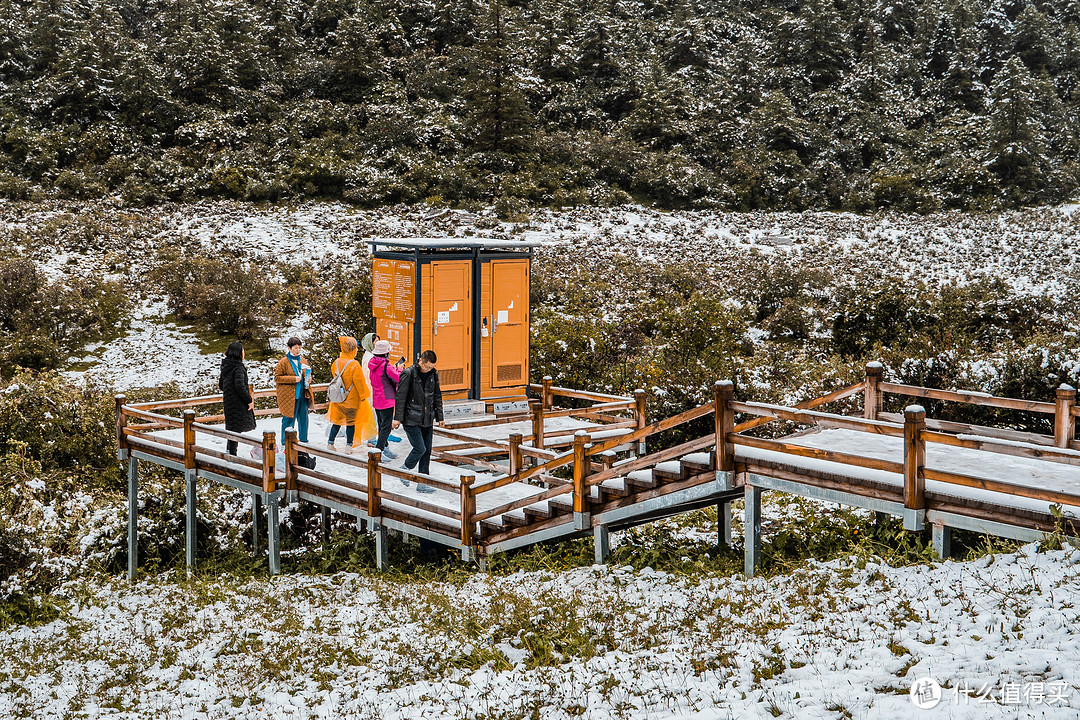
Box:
[462,0,535,157]
[987,55,1047,193]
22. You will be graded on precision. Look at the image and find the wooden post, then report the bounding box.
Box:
[572,431,591,530]
[321,505,330,546]
[530,399,545,450]
[284,429,298,493]
[715,381,735,490]
[460,474,475,559]
[261,432,276,494]
[864,361,884,420]
[182,409,196,470]
[115,394,128,459]
[903,405,926,532]
[542,376,553,410]
[367,451,382,520]
[508,433,523,475]
[1054,383,1076,449]
[633,389,647,455]
[127,456,138,581]
[599,450,616,472]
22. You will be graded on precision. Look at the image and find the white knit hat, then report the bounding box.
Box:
[373,339,392,355]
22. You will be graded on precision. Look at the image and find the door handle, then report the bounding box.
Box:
[433,316,439,336]
[492,313,499,334]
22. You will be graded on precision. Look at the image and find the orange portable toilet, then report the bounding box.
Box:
[369,239,534,408]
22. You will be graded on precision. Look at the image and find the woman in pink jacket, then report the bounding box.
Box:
[369,340,404,459]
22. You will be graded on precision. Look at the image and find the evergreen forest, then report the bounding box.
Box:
[1,0,1079,211]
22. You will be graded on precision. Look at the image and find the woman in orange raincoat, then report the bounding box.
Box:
[326,336,376,453]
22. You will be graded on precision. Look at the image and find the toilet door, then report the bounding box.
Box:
[429,260,471,391]
[489,260,528,388]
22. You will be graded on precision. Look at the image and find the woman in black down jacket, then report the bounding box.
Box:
[219,341,257,455]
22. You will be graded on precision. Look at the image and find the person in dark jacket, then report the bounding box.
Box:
[392,349,443,490]
[219,341,256,455]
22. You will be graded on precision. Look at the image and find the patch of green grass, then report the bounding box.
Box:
[0,593,66,631]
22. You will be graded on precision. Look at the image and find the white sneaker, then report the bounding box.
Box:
[343,446,354,455]
[327,443,336,452]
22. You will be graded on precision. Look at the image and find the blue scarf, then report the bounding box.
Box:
[289,354,303,399]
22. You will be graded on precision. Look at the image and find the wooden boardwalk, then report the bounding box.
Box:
[117,365,1080,578]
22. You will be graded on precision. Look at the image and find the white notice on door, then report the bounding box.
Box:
[497,310,509,324]
[438,311,451,324]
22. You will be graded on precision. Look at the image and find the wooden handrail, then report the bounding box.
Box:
[526,384,633,403]
[880,382,1056,414]
[925,467,1080,508]
[294,464,368,495]
[125,431,184,450]
[731,401,905,437]
[731,434,904,475]
[590,401,716,456]
[376,489,460,520]
[192,444,264,470]
[191,421,261,447]
[923,430,1080,467]
[587,434,716,487]
[129,383,332,411]
[472,448,575,494]
[375,463,460,494]
[733,382,866,433]
[472,483,573,523]
[122,406,184,426]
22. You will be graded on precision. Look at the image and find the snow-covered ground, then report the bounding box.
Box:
[4,200,1080,719]
[3,545,1078,719]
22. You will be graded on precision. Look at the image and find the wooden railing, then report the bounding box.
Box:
[730,366,1080,530]
[118,362,1080,558]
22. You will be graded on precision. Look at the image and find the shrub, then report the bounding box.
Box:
[0,371,120,474]
[0,259,131,372]
[153,251,285,344]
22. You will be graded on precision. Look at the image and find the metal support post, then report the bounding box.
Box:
[718,500,733,548]
[373,522,388,571]
[594,525,610,564]
[251,492,262,555]
[127,456,138,581]
[744,485,761,578]
[185,469,197,572]
[267,493,281,575]
[932,523,951,560]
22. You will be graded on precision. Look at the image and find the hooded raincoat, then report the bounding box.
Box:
[327,336,377,443]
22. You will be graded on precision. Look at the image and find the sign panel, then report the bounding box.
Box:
[394,261,415,321]
[373,259,416,322]
[372,259,395,318]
